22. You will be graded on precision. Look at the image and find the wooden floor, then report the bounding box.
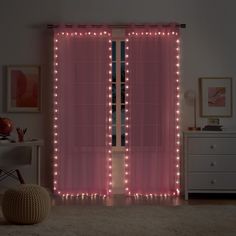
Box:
[52,194,236,207]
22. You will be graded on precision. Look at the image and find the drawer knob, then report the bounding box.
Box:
[210,162,216,167]
[210,179,216,185]
[210,145,216,149]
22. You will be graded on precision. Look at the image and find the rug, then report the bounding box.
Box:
[0,205,236,236]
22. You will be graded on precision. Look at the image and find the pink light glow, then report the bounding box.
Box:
[125,26,181,197]
[53,27,112,197]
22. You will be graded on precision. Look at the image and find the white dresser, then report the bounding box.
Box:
[184,131,236,200]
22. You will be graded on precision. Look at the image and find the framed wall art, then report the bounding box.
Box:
[7,65,41,112]
[199,77,232,117]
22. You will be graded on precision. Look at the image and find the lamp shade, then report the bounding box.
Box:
[184,90,196,105]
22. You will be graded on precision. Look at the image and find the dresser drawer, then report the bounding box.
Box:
[188,155,236,172]
[187,138,236,154]
[188,173,236,190]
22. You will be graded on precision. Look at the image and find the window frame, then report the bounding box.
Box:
[112,29,126,153]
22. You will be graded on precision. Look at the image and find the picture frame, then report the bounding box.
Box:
[199,77,232,117]
[7,65,41,112]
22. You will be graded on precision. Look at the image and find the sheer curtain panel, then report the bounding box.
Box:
[125,26,181,196]
[53,28,112,196]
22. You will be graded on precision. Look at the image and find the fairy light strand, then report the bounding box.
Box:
[107,36,113,196]
[53,30,112,198]
[175,33,181,196]
[53,35,59,194]
[125,28,181,197]
[124,36,130,195]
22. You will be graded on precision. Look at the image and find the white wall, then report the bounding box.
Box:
[1,0,236,192]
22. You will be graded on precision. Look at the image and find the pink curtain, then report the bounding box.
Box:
[53,28,112,196]
[125,26,181,196]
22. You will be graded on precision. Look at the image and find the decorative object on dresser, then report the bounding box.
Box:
[199,77,232,117]
[202,117,223,131]
[184,131,236,200]
[16,127,27,142]
[0,117,14,142]
[202,125,223,131]
[208,117,220,125]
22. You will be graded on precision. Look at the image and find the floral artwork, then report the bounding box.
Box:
[208,87,225,107]
[199,78,232,117]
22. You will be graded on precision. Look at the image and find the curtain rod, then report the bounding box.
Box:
[47,23,186,29]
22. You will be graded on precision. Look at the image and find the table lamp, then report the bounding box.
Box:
[184,90,201,131]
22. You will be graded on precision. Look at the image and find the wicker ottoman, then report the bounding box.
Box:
[2,184,51,224]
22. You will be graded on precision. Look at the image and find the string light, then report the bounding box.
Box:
[175,32,181,197]
[54,27,181,198]
[53,35,59,194]
[126,28,181,197]
[124,34,130,196]
[53,29,112,198]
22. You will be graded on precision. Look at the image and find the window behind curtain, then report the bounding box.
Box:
[112,40,126,148]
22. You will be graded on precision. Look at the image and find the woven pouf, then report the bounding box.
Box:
[2,184,51,224]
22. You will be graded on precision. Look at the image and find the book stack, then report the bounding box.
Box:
[202,125,223,131]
